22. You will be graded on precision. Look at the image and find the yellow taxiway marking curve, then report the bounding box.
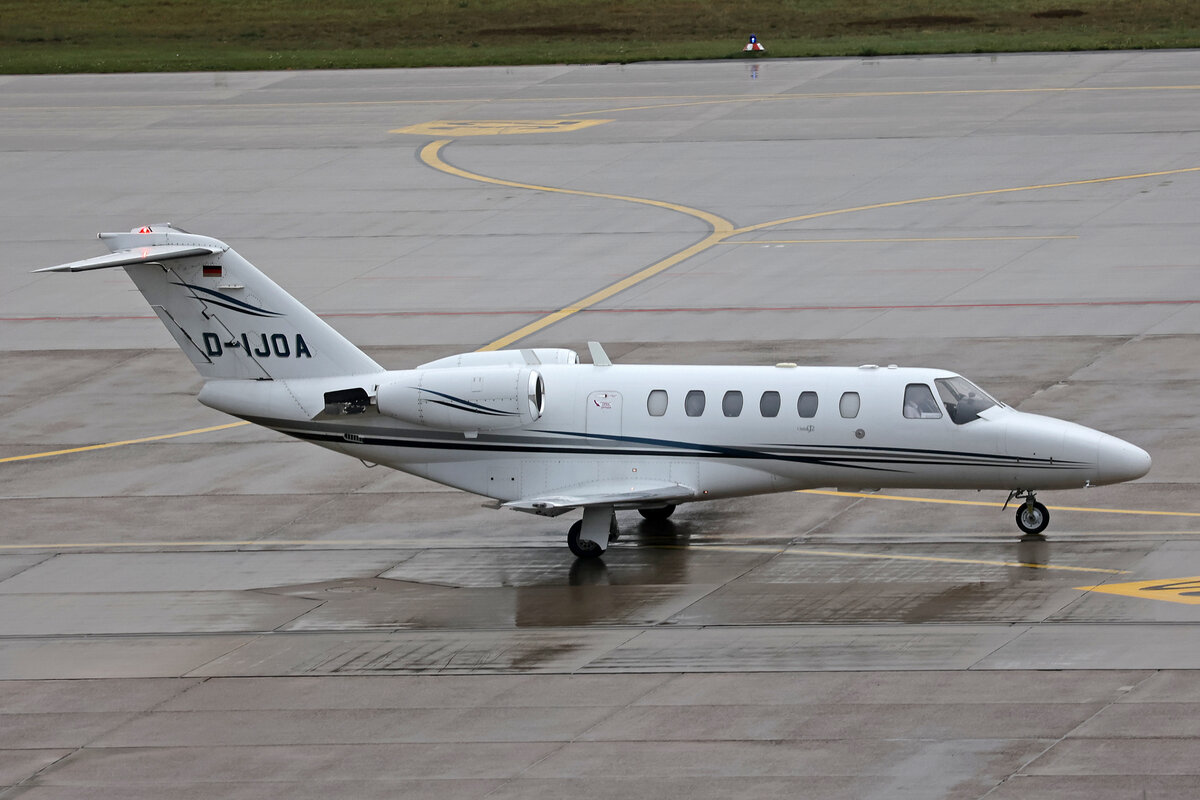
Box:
[799,489,1200,518]
[1075,576,1200,604]
[418,139,736,351]
[419,132,1200,349]
[0,422,250,464]
[392,119,611,136]
[419,139,733,234]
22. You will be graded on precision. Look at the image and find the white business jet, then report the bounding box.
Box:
[37,225,1152,558]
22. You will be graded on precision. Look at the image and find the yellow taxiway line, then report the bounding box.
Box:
[799,489,1200,518]
[734,166,1200,234]
[679,543,1130,575]
[0,539,399,550]
[481,230,732,351]
[721,235,1079,245]
[567,84,1200,116]
[0,422,250,464]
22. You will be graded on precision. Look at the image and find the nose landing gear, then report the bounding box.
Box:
[1005,489,1049,539]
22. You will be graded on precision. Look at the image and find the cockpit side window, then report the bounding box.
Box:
[935,376,999,425]
[903,384,943,419]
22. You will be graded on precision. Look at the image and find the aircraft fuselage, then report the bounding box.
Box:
[198,361,1151,506]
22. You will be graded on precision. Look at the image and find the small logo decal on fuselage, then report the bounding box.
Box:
[202,332,312,358]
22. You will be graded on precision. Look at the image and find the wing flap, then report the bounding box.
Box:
[505,479,695,514]
[33,245,221,273]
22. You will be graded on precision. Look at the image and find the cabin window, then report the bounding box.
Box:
[685,390,706,417]
[722,391,743,417]
[797,391,819,418]
[935,376,999,425]
[839,391,860,419]
[903,383,943,419]
[759,391,781,417]
[647,389,668,417]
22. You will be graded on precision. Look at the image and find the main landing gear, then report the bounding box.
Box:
[1005,489,1050,538]
[567,506,619,559]
[638,504,676,522]
[566,504,679,558]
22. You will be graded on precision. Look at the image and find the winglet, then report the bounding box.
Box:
[588,341,612,366]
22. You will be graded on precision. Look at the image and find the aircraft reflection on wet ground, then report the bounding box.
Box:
[244,513,1130,633]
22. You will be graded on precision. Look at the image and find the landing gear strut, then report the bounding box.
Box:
[1006,490,1049,538]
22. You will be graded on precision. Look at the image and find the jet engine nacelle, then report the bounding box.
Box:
[376,366,545,432]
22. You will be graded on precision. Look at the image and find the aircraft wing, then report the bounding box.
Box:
[504,479,695,515]
[34,245,222,273]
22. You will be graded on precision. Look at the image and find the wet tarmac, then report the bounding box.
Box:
[3,51,1200,799]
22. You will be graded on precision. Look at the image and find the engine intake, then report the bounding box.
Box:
[376,366,545,432]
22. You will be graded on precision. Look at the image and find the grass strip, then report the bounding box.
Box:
[3,0,1199,73]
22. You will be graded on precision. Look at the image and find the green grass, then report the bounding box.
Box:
[2,0,1199,73]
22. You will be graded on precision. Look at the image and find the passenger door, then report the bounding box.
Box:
[586,391,622,440]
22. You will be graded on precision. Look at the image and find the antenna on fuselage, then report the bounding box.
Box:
[587,341,612,366]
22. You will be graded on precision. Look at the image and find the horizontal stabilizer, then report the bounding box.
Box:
[33,245,222,273]
[505,479,694,513]
[33,225,381,380]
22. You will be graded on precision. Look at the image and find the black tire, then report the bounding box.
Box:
[638,504,676,521]
[1015,501,1050,535]
[567,520,604,559]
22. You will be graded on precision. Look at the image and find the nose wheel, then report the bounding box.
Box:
[1016,501,1050,537]
[1006,490,1050,538]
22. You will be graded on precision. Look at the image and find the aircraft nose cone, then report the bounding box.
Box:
[1095,435,1152,485]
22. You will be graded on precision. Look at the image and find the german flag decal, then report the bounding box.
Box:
[203,265,222,278]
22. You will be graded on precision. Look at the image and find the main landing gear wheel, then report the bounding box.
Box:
[1015,501,1050,537]
[638,504,676,521]
[567,521,602,559]
[566,514,619,559]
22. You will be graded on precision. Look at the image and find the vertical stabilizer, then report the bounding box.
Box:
[36,224,382,380]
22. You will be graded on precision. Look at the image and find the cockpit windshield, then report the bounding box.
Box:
[934,376,1001,425]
